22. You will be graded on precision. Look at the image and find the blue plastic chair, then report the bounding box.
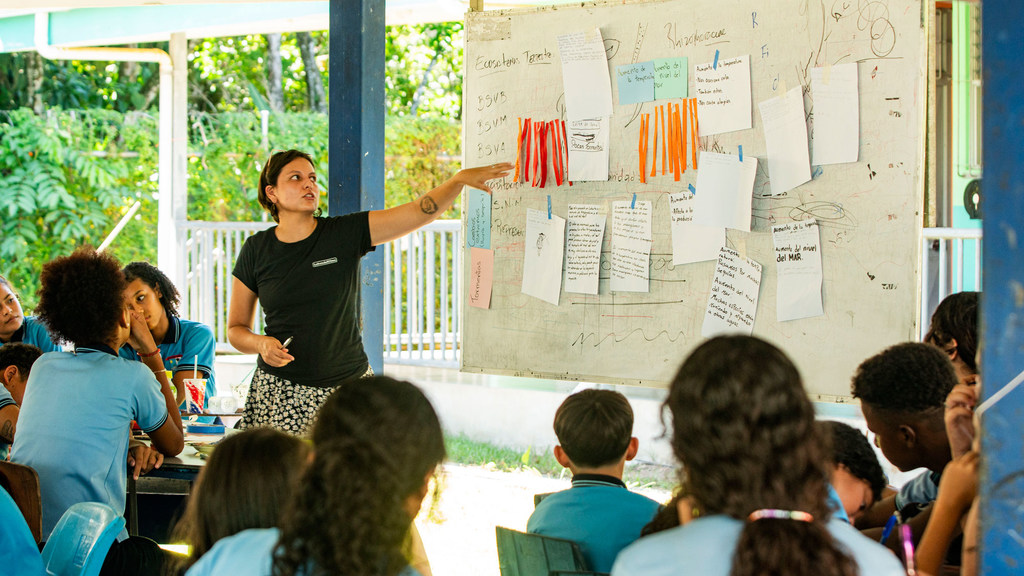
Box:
[41,502,125,576]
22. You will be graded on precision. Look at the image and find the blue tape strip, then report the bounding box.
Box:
[547,195,552,219]
[688,183,696,195]
[738,145,743,162]
[631,193,637,209]
[713,49,720,70]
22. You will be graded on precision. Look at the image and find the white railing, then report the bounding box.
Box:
[178,219,463,367]
[920,227,983,340]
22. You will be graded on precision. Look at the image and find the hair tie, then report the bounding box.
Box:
[748,509,814,522]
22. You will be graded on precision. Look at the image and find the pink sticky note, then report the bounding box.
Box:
[469,247,494,309]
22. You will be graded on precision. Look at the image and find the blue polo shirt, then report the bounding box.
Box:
[10,344,169,540]
[1,316,61,352]
[0,386,16,460]
[527,474,661,573]
[0,487,45,575]
[120,317,217,403]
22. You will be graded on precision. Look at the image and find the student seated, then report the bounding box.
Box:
[0,343,42,459]
[185,376,443,576]
[121,262,217,407]
[924,291,979,387]
[0,274,61,352]
[612,335,903,576]
[10,248,184,576]
[527,389,659,573]
[167,428,310,574]
[821,420,888,524]
[850,343,957,550]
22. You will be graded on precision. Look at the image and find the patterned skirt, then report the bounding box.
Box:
[238,365,373,435]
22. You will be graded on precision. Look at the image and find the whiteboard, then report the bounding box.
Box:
[461,0,926,400]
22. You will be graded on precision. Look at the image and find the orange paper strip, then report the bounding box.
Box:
[690,99,698,170]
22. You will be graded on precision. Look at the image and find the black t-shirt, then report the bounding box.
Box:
[233,213,375,387]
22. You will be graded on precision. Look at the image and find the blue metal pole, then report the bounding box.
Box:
[329,0,385,374]
[980,0,1024,572]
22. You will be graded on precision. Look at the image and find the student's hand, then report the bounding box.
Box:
[257,335,294,367]
[453,163,514,193]
[945,384,977,459]
[128,444,164,480]
[935,450,979,516]
[127,310,158,355]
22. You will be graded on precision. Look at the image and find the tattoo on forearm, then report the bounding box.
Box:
[419,196,438,215]
[0,419,13,443]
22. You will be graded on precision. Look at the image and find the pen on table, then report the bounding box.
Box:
[281,336,294,348]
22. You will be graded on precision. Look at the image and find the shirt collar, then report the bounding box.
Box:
[162,316,181,345]
[75,342,119,357]
[571,473,627,488]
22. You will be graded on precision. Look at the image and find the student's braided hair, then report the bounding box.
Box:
[273,376,445,576]
[666,336,857,576]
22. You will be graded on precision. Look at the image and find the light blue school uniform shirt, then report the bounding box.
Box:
[185,528,423,576]
[826,483,851,523]
[2,316,61,352]
[527,474,661,573]
[10,344,169,540]
[0,386,16,459]
[1,486,46,576]
[611,515,906,576]
[895,470,941,511]
[120,317,217,404]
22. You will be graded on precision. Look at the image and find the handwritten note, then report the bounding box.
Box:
[653,57,687,99]
[557,29,614,121]
[772,219,824,321]
[610,201,652,293]
[694,54,751,136]
[522,208,566,305]
[701,247,762,337]
[616,61,655,105]
[565,204,606,295]
[758,86,812,196]
[567,118,610,181]
[811,63,859,165]
[467,188,491,249]
[468,247,494,309]
[668,191,725,265]
[693,151,758,232]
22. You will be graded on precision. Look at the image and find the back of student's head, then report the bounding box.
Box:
[274,376,445,576]
[168,428,310,573]
[554,389,633,468]
[851,342,957,417]
[0,343,43,380]
[36,248,126,347]
[925,291,979,376]
[666,335,856,576]
[820,420,887,503]
[123,261,181,319]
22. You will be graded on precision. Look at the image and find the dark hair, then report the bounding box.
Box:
[667,335,856,576]
[0,343,43,379]
[925,291,979,372]
[258,149,320,223]
[273,376,446,576]
[123,261,180,319]
[36,248,126,346]
[851,342,958,415]
[554,389,634,468]
[820,421,887,502]
[167,428,310,574]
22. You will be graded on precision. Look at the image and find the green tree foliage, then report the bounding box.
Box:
[386,22,464,118]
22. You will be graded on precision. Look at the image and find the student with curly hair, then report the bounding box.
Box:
[0,273,61,352]
[121,261,217,407]
[925,291,979,387]
[167,428,311,574]
[10,248,184,576]
[228,149,511,433]
[821,421,889,524]
[0,343,42,458]
[612,335,902,576]
[185,376,445,576]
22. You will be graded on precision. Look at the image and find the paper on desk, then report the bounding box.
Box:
[522,208,566,306]
[567,118,610,181]
[616,61,656,105]
[668,190,725,265]
[758,86,812,196]
[565,204,606,295]
[694,54,751,136]
[772,219,824,321]
[610,201,652,293]
[693,151,757,232]
[702,247,762,337]
[654,57,688,99]
[468,247,494,309]
[467,188,491,249]
[557,29,614,121]
[810,63,859,165]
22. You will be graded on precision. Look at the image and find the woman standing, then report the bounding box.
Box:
[228,150,511,433]
[0,274,61,352]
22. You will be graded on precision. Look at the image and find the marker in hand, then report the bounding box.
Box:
[281,336,293,348]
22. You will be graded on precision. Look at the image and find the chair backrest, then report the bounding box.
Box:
[41,502,125,576]
[496,526,590,576]
[0,460,42,543]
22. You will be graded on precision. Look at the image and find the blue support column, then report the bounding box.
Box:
[329,0,386,374]
[980,1,1024,572]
